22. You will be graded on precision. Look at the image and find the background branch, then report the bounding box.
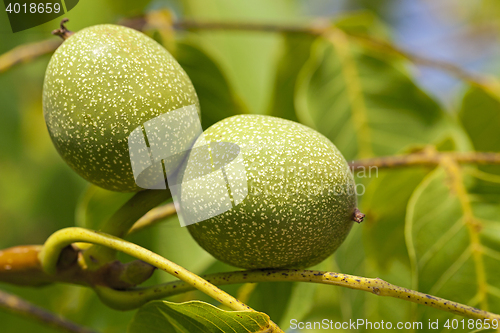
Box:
[346,33,500,95]
[1,15,497,95]
[0,289,98,333]
[0,39,61,73]
[349,151,500,169]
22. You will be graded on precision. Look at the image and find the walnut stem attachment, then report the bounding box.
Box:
[352,208,365,223]
[52,19,74,40]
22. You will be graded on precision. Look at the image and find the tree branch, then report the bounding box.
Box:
[0,289,98,333]
[0,245,80,286]
[0,39,61,73]
[0,245,153,289]
[94,269,500,321]
[349,151,500,169]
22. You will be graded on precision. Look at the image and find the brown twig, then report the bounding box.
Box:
[0,289,98,333]
[349,151,500,169]
[1,15,498,94]
[0,245,74,286]
[0,245,154,289]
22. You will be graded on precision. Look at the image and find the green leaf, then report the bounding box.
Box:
[295,36,448,160]
[175,39,249,129]
[360,168,429,268]
[459,88,500,153]
[406,165,500,323]
[246,272,319,329]
[267,33,317,121]
[459,87,500,177]
[182,0,298,115]
[128,300,270,333]
[75,185,133,230]
[358,127,470,269]
[334,11,391,37]
[246,281,294,326]
[277,281,317,328]
[332,224,368,322]
[297,259,344,328]
[151,216,216,285]
[276,258,338,329]
[268,11,388,123]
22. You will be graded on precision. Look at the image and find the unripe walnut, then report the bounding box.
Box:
[43,24,200,192]
[186,115,362,269]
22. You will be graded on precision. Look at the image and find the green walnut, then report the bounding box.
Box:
[43,24,199,192]
[186,115,363,269]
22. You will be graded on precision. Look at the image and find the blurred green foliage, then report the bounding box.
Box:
[0,0,500,332]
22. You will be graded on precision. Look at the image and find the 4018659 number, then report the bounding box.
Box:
[5,2,61,14]
[444,318,499,330]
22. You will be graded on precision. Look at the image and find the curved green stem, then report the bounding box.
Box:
[82,189,171,269]
[127,202,176,235]
[99,190,172,237]
[39,227,284,332]
[95,269,500,321]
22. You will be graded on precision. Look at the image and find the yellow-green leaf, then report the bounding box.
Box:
[175,39,249,130]
[295,36,448,160]
[406,165,500,323]
[128,300,270,333]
